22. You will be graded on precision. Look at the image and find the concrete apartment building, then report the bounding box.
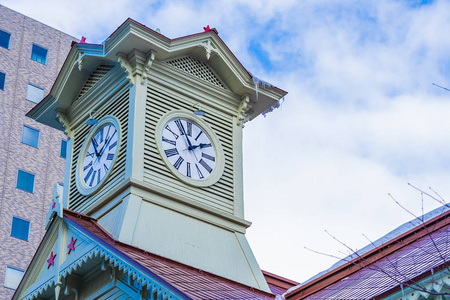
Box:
[0,5,77,299]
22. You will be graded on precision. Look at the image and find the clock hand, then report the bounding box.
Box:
[177,120,195,150]
[91,138,100,157]
[179,124,200,161]
[99,130,116,156]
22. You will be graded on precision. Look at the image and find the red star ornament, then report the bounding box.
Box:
[51,201,56,209]
[47,251,56,269]
[67,237,77,254]
[203,25,210,32]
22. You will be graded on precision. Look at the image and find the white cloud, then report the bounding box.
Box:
[3,0,450,284]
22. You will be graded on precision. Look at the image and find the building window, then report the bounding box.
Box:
[0,30,11,49]
[22,126,39,148]
[16,170,35,193]
[0,71,5,90]
[31,44,47,64]
[60,139,67,158]
[4,266,24,290]
[26,83,44,103]
[11,217,29,241]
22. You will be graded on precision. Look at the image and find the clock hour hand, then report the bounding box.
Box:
[91,138,100,157]
[199,143,211,149]
[177,120,194,149]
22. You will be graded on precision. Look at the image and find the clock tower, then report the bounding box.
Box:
[28,19,287,291]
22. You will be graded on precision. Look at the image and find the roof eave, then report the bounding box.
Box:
[26,43,105,130]
[285,208,450,299]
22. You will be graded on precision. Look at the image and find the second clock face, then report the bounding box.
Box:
[161,118,216,180]
[82,123,118,188]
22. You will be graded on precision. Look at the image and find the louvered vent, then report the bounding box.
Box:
[166,57,226,89]
[143,87,235,214]
[75,64,115,101]
[69,79,129,213]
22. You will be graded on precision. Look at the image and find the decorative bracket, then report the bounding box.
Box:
[56,110,73,139]
[198,40,219,60]
[64,274,81,300]
[142,50,157,85]
[77,52,84,71]
[140,286,149,300]
[117,52,135,85]
[117,49,157,85]
[237,94,252,127]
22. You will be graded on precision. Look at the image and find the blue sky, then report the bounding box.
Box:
[3,0,450,283]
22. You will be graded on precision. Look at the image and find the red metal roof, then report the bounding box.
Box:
[263,270,299,295]
[285,208,450,299]
[64,209,275,300]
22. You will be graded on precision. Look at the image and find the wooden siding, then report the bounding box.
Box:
[76,64,115,102]
[144,86,235,214]
[68,66,129,212]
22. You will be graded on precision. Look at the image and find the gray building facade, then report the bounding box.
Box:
[0,5,77,299]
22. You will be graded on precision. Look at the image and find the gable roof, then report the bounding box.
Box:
[263,270,299,295]
[284,205,450,299]
[27,18,287,132]
[63,209,276,300]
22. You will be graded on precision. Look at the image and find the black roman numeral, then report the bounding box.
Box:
[109,141,117,151]
[174,119,185,135]
[107,153,114,160]
[165,125,179,139]
[97,169,101,185]
[173,156,184,170]
[202,152,215,162]
[108,129,117,142]
[104,125,111,142]
[195,164,204,179]
[186,162,191,178]
[199,159,213,173]
[92,138,99,148]
[186,121,192,137]
[103,164,109,172]
[98,127,104,143]
[84,167,93,183]
[195,131,203,141]
[200,143,212,148]
[83,161,92,171]
[164,148,179,157]
[89,170,97,186]
[162,136,177,146]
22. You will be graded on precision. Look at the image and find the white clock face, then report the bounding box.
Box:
[82,123,118,188]
[161,118,216,180]
[76,116,121,195]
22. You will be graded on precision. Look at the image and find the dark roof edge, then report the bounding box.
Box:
[108,18,288,97]
[285,205,450,299]
[263,270,300,290]
[12,215,60,299]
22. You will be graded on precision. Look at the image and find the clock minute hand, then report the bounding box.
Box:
[99,130,116,156]
[178,121,193,149]
[91,138,100,157]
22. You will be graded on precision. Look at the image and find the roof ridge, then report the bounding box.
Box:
[285,204,450,299]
